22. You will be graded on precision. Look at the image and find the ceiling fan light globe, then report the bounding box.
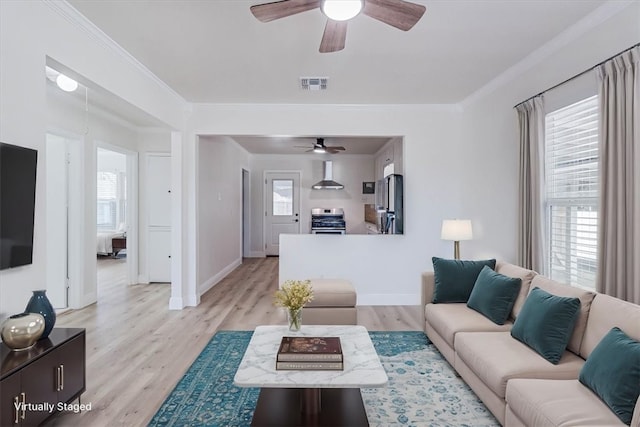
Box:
[313,147,326,153]
[321,0,363,21]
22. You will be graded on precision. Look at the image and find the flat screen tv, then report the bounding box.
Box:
[0,142,38,270]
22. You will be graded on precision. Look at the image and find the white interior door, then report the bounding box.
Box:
[149,229,171,282]
[148,154,172,227]
[147,153,171,282]
[265,172,300,256]
[45,134,69,308]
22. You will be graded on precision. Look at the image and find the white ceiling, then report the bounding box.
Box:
[224,135,393,155]
[68,0,607,105]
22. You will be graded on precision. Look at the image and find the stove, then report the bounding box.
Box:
[311,208,346,235]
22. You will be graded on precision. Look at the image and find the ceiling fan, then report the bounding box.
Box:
[295,138,346,154]
[250,0,426,53]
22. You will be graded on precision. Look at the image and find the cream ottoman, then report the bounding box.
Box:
[303,279,357,325]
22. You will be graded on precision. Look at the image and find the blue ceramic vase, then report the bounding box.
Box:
[25,290,56,339]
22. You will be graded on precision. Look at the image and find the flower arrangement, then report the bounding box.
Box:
[274,280,314,331]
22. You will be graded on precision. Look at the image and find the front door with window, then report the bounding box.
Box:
[265,172,300,256]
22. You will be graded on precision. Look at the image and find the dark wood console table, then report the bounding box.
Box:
[0,328,86,426]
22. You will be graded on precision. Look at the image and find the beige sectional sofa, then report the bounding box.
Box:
[421,261,640,426]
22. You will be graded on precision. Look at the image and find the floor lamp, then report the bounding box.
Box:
[441,220,473,259]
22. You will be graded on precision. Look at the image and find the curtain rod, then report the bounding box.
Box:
[513,43,639,108]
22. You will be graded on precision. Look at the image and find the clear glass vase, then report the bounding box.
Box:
[287,308,302,332]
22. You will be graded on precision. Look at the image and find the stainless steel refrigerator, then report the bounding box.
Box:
[385,174,403,234]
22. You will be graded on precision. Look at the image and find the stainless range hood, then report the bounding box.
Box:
[312,160,344,190]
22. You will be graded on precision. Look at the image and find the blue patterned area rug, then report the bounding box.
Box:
[149,331,498,427]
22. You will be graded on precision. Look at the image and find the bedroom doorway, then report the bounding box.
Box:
[96,144,138,290]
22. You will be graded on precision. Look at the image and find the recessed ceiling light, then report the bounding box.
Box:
[321,0,363,21]
[56,73,78,92]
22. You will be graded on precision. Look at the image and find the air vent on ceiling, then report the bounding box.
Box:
[300,77,328,91]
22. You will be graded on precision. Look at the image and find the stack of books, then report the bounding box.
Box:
[276,336,343,370]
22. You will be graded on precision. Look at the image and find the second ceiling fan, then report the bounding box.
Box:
[250,0,426,53]
[295,138,346,154]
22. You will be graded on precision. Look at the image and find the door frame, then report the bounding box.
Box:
[96,141,139,286]
[45,132,74,309]
[263,170,302,256]
[242,168,251,258]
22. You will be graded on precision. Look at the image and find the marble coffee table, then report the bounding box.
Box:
[234,325,388,426]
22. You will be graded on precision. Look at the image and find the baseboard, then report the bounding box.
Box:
[248,251,265,258]
[169,296,184,310]
[185,294,199,307]
[76,291,98,309]
[358,293,420,306]
[198,258,243,296]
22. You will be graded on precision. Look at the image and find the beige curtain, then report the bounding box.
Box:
[596,46,640,304]
[516,96,546,273]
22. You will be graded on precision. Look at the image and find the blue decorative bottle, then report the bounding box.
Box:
[25,290,56,339]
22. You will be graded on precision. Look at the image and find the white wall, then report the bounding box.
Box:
[0,0,184,320]
[196,136,250,295]
[2,0,636,316]
[97,148,127,173]
[458,1,640,265]
[249,154,376,252]
[190,105,466,304]
[190,3,640,305]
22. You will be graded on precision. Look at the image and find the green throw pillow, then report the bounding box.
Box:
[431,257,496,303]
[579,327,640,425]
[510,287,580,364]
[467,266,521,325]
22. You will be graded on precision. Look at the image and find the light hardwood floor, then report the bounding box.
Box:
[48,257,422,426]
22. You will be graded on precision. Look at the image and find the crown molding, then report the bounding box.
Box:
[191,102,464,113]
[459,0,636,109]
[43,0,188,109]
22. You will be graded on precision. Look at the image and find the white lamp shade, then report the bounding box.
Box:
[441,220,473,241]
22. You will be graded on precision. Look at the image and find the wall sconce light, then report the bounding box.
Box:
[441,219,473,259]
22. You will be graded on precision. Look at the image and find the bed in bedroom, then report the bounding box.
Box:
[97,232,126,257]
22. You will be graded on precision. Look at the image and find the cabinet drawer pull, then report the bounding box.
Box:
[60,364,64,390]
[20,392,26,420]
[13,396,19,424]
[56,366,61,391]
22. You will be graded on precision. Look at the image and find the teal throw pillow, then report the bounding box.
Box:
[510,287,580,364]
[431,257,496,303]
[579,327,640,425]
[467,266,521,325]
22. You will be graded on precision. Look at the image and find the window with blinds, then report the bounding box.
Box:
[545,95,598,289]
[97,171,126,231]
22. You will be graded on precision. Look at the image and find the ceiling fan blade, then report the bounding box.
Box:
[319,19,348,53]
[250,0,321,23]
[330,146,346,151]
[362,0,426,31]
[326,148,341,154]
